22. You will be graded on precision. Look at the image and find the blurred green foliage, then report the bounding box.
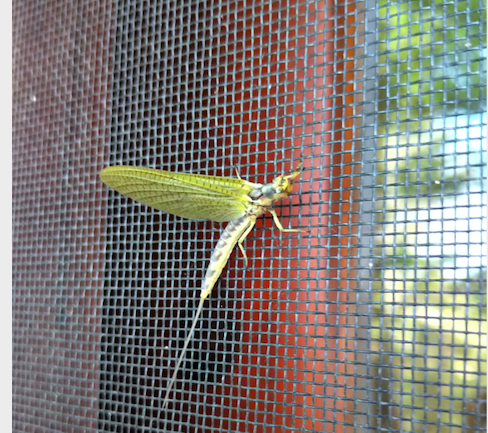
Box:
[377,0,486,120]
[370,0,486,431]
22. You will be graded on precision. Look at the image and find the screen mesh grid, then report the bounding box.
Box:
[12,0,486,432]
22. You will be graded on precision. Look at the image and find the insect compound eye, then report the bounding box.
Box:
[262,184,278,199]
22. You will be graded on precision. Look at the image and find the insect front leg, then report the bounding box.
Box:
[270,209,306,233]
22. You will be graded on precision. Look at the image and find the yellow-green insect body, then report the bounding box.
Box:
[100,161,304,409]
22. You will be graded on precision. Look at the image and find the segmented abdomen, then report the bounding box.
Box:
[200,216,254,299]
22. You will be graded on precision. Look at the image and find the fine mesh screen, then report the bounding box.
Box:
[12,0,486,432]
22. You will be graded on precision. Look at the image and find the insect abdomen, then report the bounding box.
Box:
[200,216,254,299]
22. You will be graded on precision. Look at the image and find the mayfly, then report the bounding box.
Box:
[100,160,304,409]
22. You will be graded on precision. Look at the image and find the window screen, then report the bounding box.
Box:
[12,0,486,432]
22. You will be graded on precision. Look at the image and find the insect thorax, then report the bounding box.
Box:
[245,201,274,219]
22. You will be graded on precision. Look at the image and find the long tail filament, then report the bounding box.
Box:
[162,297,206,409]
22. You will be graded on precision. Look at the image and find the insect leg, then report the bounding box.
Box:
[237,218,256,267]
[270,209,306,233]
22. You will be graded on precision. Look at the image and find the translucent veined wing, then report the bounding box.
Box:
[100,166,260,222]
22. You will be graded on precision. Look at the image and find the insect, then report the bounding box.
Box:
[100,160,304,409]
